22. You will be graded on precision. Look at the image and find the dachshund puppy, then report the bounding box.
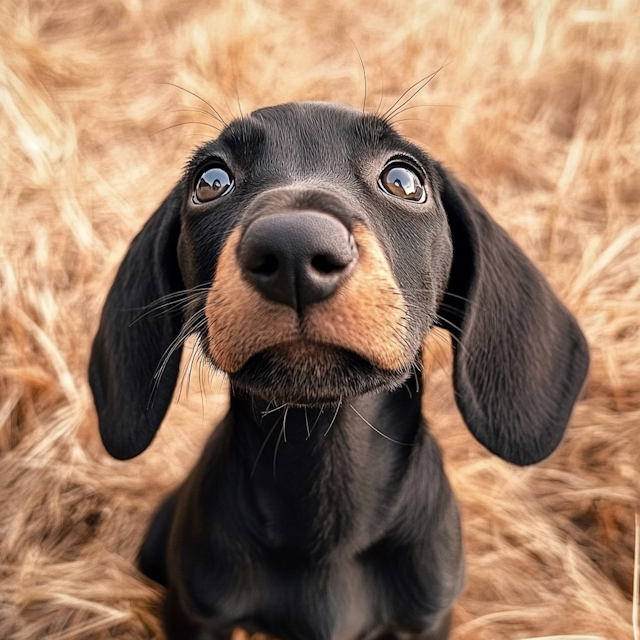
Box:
[89,102,589,640]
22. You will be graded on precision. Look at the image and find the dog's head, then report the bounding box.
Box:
[90,101,589,464]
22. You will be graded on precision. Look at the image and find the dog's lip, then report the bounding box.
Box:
[232,337,410,372]
[276,337,330,350]
[205,335,343,368]
[205,327,415,373]
[255,337,345,359]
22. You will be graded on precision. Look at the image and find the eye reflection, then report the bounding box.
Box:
[379,164,426,203]
[194,166,233,203]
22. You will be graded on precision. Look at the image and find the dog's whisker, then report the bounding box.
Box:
[142,286,210,307]
[373,66,386,117]
[432,315,476,361]
[272,421,286,481]
[261,402,288,417]
[251,413,283,479]
[162,82,227,125]
[383,60,450,122]
[187,333,209,398]
[308,406,324,436]
[185,341,203,399]
[382,73,437,121]
[176,334,201,402]
[230,58,244,119]
[349,40,367,114]
[388,118,434,126]
[437,302,466,317]
[442,291,472,304]
[396,287,484,309]
[382,71,440,122]
[130,288,210,325]
[152,326,190,384]
[172,107,227,123]
[156,121,223,136]
[386,103,460,119]
[323,399,342,437]
[151,312,207,398]
[260,399,275,420]
[433,313,463,336]
[136,297,205,322]
[349,404,412,446]
[196,341,209,400]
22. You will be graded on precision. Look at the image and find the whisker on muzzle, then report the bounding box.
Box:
[348,403,413,446]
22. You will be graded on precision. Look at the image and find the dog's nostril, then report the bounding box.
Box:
[249,254,279,277]
[238,211,358,311]
[311,254,347,275]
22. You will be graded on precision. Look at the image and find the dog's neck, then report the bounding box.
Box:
[223,382,424,557]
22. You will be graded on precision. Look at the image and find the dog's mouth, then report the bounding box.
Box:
[227,339,413,405]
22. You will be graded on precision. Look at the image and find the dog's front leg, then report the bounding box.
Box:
[164,585,236,640]
[362,609,453,640]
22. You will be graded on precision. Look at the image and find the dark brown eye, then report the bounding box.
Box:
[378,163,426,203]
[193,166,234,203]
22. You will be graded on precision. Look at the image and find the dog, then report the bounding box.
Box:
[89,101,589,640]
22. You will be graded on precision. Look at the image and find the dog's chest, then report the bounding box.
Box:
[213,552,376,640]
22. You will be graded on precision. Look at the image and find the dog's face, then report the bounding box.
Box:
[90,100,589,463]
[176,102,452,404]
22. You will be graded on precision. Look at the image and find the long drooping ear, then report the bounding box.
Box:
[89,190,185,460]
[435,165,589,465]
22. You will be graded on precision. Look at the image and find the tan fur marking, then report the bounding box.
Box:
[231,629,278,640]
[205,228,298,372]
[303,224,409,370]
[205,223,410,372]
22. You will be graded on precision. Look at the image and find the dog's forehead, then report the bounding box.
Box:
[247,101,374,138]
[217,102,399,170]
[251,101,360,120]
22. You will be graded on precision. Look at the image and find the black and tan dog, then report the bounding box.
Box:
[89,102,589,640]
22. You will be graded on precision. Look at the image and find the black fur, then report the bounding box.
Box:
[89,102,589,640]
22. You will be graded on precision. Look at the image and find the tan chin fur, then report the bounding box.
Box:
[205,223,410,372]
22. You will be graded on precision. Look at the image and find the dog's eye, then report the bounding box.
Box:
[378,163,426,203]
[193,166,234,203]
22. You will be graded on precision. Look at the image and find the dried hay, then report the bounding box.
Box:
[0,0,638,638]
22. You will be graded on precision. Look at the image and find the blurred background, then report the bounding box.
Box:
[0,0,638,638]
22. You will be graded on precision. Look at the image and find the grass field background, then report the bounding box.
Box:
[0,0,638,638]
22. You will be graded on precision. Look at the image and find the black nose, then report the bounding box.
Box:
[238,211,358,312]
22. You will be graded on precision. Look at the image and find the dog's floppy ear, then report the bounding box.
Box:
[89,190,185,460]
[435,165,589,465]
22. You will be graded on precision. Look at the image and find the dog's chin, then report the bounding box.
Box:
[227,341,413,406]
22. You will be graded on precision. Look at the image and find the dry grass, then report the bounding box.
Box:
[1,0,639,638]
